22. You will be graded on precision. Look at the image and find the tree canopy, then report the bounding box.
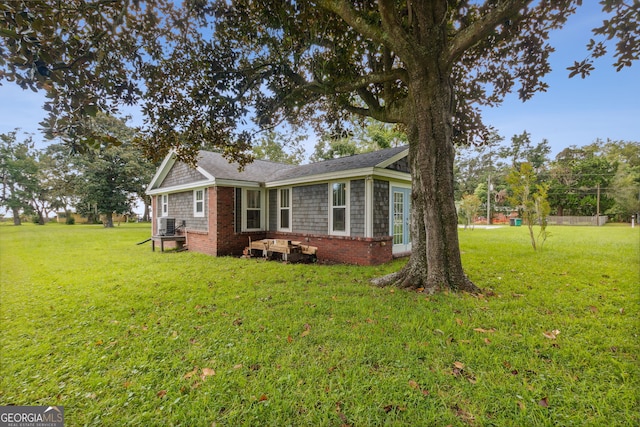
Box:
[2,1,638,291]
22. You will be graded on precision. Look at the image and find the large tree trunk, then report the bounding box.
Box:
[104,212,114,228]
[373,56,479,294]
[12,207,21,225]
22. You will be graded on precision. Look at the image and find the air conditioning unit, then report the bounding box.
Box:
[157,217,176,236]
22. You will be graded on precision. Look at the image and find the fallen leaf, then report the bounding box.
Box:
[453,361,465,370]
[287,335,293,343]
[543,330,560,339]
[538,397,549,407]
[184,367,198,379]
[517,401,526,411]
[157,390,167,398]
[258,394,268,402]
[201,368,215,379]
[455,318,464,326]
[588,306,598,313]
[484,338,491,344]
[86,392,97,399]
[123,381,132,388]
[233,364,243,370]
[473,327,496,333]
[301,329,310,337]
[408,380,420,390]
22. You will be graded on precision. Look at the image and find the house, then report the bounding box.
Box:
[146,146,412,265]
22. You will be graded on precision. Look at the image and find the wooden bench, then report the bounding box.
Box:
[248,239,317,261]
[152,235,186,252]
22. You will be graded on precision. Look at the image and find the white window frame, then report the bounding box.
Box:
[242,188,264,231]
[277,187,292,232]
[193,189,205,217]
[329,181,349,236]
[160,194,169,217]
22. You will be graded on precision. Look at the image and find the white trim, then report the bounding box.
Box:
[265,166,410,188]
[277,187,292,232]
[146,152,177,194]
[364,176,374,238]
[376,148,409,169]
[147,180,213,195]
[160,194,169,217]
[390,184,412,254]
[329,181,350,236]
[193,189,205,217]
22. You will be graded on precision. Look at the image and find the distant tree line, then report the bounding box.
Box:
[1,114,156,227]
[455,132,640,223]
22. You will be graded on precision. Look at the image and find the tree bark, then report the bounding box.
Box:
[104,212,114,228]
[373,46,479,293]
[12,207,21,225]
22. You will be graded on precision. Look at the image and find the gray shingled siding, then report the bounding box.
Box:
[268,189,277,231]
[386,157,410,173]
[158,191,208,231]
[292,184,328,234]
[350,179,365,237]
[373,179,390,237]
[160,162,207,188]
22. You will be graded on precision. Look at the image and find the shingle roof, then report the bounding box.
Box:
[197,145,408,183]
[197,151,297,182]
[271,145,408,181]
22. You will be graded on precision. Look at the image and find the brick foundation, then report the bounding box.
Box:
[267,232,393,265]
[151,187,394,266]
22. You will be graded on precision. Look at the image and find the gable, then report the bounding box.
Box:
[385,156,410,173]
[160,162,209,188]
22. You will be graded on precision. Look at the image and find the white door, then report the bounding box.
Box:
[391,187,411,254]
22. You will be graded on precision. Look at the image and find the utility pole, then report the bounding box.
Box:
[487,147,492,225]
[487,173,491,225]
[596,183,600,226]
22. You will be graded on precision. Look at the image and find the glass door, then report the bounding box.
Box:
[391,187,411,254]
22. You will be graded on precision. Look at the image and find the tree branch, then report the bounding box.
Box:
[447,0,533,64]
[318,0,386,47]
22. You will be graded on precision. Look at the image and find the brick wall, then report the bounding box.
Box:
[268,231,393,265]
[185,187,218,255]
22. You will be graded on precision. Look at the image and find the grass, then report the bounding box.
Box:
[0,222,638,426]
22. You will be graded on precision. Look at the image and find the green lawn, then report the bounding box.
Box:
[1,222,638,426]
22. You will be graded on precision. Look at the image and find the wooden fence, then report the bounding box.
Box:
[547,215,608,226]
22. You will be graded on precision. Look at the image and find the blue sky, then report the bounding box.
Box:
[0,4,638,159]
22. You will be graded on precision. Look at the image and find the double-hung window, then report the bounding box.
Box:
[330,182,349,235]
[245,189,262,230]
[193,189,205,217]
[161,194,169,217]
[278,188,291,231]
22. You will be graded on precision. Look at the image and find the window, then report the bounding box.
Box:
[278,188,291,231]
[330,182,349,235]
[245,189,262,230]
[161,194,168,217]
[194,189,204,217]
